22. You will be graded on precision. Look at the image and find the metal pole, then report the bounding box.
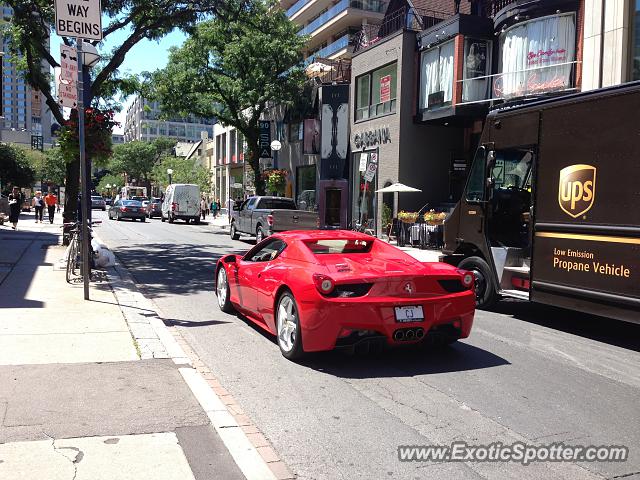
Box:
[76,40,90,300]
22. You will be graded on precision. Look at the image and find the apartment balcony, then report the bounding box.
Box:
[299,0,386,49]
[305,34,351,65]
[353,6,449,54]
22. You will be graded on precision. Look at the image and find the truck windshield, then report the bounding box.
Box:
[258,199,297,209]
[491,150,533,190]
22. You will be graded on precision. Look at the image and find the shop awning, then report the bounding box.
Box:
[375,183,422,193]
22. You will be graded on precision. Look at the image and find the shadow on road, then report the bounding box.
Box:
[485,299,640,352]
[112,243,248,298]
[163,318,232,328]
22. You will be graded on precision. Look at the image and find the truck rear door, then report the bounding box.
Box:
[531,86,640,323]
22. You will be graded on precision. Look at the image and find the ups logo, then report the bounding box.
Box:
[558,164,596,218]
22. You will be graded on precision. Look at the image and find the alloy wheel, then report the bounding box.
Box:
[217,268,228,309]
[277,295,297,353]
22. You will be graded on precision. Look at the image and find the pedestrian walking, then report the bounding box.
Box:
[32,191,44,223]
[45,190,57,224]
[211,200,218,218]
[227,197,234,224]
[200,197,207,220]
[8,187,22,230]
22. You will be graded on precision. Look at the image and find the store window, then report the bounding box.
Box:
[351,151,377,230]
[462,39,492,103]
[288,122,303,142]
[355,62,397,121]
[419,40,455,111]
[634,0,640,80]
[496,13,576,99]
[296,165,317,211]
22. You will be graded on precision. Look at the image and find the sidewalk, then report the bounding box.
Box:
[0,213,283,480]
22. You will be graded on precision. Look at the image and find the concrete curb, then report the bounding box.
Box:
[96,239,295,480]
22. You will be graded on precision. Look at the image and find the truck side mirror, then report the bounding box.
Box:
[487,150,496,169]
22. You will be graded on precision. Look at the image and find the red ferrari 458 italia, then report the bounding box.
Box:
[215,230,475,360]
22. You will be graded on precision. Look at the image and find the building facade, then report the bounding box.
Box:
[1,4,52,148]
[123,95,215,143]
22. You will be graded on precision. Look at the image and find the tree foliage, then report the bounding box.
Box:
[0,143,35,192]
[150,0,307,195]
[109,138,176,183]
[152,156,211,193]
[96,173,125,196]
[5,0,226,219]
[18,147,67,186]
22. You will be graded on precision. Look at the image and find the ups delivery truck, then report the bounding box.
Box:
[442,81,640,324]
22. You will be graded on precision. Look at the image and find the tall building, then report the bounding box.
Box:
[281,0,387,63]
[1,4,52,148]
[123,95,215,143]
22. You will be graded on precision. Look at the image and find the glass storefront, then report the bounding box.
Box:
[296,164,317,211]
[351,151,377,230]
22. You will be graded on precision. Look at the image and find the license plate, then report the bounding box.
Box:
[394,306,424,322]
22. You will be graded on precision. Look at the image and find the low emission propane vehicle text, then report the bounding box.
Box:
[215,230,476,360]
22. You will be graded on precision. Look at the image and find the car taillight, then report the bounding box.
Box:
[171,202,178,211]
[267,214,273,226]
[312,274,335,295]
[120,207,128,212]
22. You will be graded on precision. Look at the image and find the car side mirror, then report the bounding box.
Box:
[224,255,237,264]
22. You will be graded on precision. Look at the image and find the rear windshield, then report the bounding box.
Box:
[304,239,373,254]
[91,196,103,200]
[258,198,296,209]
[122,200,142,206]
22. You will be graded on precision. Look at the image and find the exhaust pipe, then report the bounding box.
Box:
[415,328,424,339]
[405,329,415,340]
[393,330,405,341]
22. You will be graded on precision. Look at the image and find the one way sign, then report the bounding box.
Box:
[55,0,103,41]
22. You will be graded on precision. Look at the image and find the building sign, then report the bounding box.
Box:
[380,75,391,103]
[259,121,271,158]
[353,127,391,149]
[495,13,576,99]
[54,0,103,41]
[320,84,349,180]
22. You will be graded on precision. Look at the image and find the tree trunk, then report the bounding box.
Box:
[246,139,265,196]
[63,158,80,222]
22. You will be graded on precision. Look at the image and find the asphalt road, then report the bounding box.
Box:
[94,210,640,480]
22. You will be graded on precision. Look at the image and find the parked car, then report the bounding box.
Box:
[230,196,318,242]
[108,199,146,222]
[215,230,475,360]
[91,195,107,210]
[146,198,162,218]
[161,184,201,224]
[0,194,8,225]
[105,198,113,206]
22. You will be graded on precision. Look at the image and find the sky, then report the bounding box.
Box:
[51,22,187,133]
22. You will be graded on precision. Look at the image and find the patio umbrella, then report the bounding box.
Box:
[375,182,422,193]
[305,62,334,76]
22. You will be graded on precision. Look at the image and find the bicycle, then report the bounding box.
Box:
[65,220,102,284]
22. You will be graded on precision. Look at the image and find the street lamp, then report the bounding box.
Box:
[167,168,173,185]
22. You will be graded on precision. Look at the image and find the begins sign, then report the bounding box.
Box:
[55,0,103,41]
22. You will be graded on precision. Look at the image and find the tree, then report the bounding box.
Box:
[96,173,124,198]
[152,156,211,193]
[5,0,226,220]
[19,147,67,187]
[108,138,176,191]
[0,144,35,193]
[150,0,306,195]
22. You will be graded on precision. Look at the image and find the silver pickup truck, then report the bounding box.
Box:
[230,196,318,242]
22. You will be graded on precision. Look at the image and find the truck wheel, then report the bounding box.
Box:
[161,214,165,222]
[230,223,240,240]
[193,217,201,225]
[457,256,497,309]
[256,226,265,243]
[168,214,174,224]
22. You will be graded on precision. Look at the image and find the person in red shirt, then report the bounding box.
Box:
[44,191,58,224]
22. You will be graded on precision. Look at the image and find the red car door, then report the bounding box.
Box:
[235,259,260,315]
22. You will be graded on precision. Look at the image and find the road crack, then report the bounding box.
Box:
[43,431,83,480]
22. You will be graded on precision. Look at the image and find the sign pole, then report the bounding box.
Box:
[76,40,90,300]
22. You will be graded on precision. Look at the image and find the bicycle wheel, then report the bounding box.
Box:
[66,234,78,283]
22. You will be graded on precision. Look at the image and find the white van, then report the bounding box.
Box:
[161,184,201,224]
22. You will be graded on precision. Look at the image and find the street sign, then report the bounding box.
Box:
[54,0,103,41]
[60,44,78,84]
[270,140,282,151]
[57,77,78,108]
[364,161,378,182]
